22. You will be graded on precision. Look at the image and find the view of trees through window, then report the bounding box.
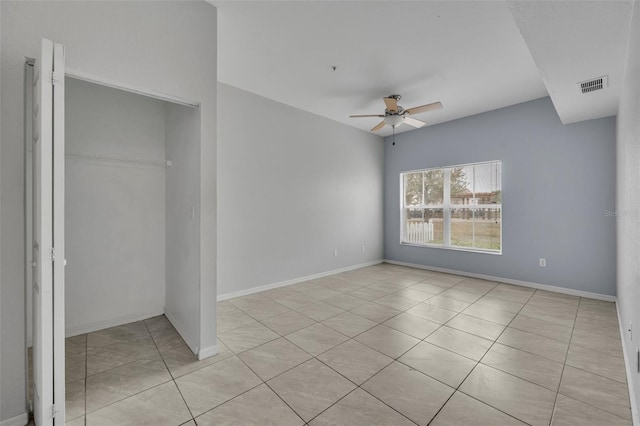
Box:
[402,161,502,253]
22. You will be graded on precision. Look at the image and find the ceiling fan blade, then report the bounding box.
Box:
[371,121,386,131]
[404,117,426,128]
[383,97,399,112]
[405,102,443,115]
[350,114,386,118]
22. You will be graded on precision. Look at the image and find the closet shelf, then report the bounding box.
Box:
[67,150,171,168]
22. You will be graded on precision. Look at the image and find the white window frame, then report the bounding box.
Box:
[400,160,502,255]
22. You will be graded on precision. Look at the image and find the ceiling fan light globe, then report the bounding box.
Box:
[384,115,404,127]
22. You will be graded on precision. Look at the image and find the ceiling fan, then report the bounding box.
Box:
[350,94,442,132]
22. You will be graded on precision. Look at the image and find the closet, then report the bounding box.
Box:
[26,71,202,356]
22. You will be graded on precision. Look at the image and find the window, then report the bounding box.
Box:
[401,161,502,254]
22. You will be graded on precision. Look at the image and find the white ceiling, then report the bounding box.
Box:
[511,0,633,124]
[213,1,633,136]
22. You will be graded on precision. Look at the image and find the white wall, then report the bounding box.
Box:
[64,78,167,336]
[616,0,640,422]
[165,104,201,354]
[0,2,217,422]
[217,83,384,297]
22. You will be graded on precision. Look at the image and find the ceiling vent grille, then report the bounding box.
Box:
[578,75,608,94]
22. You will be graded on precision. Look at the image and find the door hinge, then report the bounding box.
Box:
[51,248,56,262]
[52,71,63,86]
[51,403,57,418]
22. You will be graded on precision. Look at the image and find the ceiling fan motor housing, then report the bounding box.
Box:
[386,106,405,115]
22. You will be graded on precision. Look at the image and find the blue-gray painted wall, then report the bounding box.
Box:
[384,97,617,296]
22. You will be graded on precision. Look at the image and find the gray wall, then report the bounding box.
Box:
[616,0,640,421]
[0,2,217,422]
[384,97,617,296]
[217,83,384,297]
[165,104,201,354]
[65,78,167,335]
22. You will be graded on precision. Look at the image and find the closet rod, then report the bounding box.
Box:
[26,148,172,168]
[29,147,171,168]
[65,151,172,168]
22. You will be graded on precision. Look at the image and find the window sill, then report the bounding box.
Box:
[400,241,502,256]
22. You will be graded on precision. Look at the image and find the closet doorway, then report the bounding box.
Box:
[25,45,204,424]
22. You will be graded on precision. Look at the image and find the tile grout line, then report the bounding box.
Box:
[83,379,176,420]
[197,349,307,425]
[218,305,386,423]
[262,380,311,425]
[84,333,88,426]
[353,275,487,425]
[422,283,537,425]
[547,296,581,426]
[508,312,574,344]
[446,289,630,424]
[553,300,633,423]
[562,355,629,385]
[310,384,419,426]
[427,286,537,426]
[79,322,180,420]
[142,319,196,424]
[301,343,420,425]
[78,331,163,378]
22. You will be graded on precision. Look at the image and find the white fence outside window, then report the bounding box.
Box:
[404,220,434,244]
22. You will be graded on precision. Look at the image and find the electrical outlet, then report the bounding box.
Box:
[333,249,338,257]
[539,258,546,267]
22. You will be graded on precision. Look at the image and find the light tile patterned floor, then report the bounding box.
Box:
[44,264,632,425]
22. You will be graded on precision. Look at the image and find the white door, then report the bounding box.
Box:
[32,38,65,426]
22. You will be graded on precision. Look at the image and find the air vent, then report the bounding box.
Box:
[578,75,608,94]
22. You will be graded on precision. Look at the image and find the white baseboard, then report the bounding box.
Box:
[198,344,219,360]
[164,310,198,355]
[65,308,165,338]
[162,312,219,360]
[617,304,639,426]
[0,412,28,426]
[217,259,384,301]
[383,259,616,302]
